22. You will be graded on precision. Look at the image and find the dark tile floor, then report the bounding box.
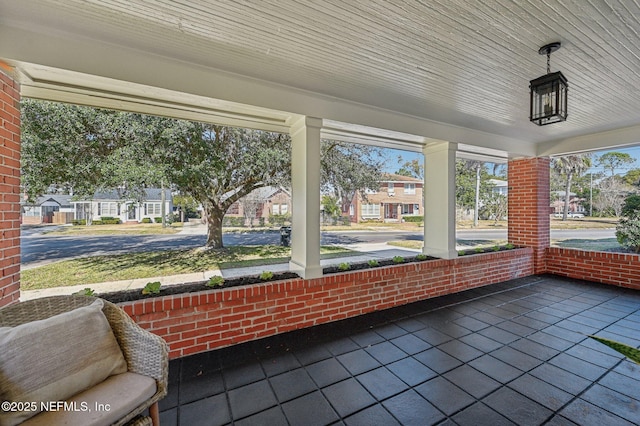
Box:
[158,274,640,425]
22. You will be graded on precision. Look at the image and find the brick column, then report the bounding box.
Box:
[0,65,20,307]
[508,157,550,274]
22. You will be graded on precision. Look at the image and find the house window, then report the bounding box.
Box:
[349,205,354,215]
[146,203,162,215]
[404,183,416,194]
[273,204,288,215]
[99,202,118,216]
[387,183,395,194]
[361,203,381,217]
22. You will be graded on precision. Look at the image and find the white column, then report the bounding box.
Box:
[423,142,458,259]
[289,116,323,279]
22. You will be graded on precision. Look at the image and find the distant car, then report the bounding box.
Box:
[553,212,585,218]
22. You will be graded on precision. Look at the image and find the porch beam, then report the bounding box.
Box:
[422,142,458,259]
[289,116,323,279]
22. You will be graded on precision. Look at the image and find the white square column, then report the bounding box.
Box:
[423,142,458,259]
[289,116,323,279]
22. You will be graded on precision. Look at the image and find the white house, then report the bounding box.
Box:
[21,194,74,225]
[72,188,173,223]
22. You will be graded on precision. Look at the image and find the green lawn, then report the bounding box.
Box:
[21,245,355,290]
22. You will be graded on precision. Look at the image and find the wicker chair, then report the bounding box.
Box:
[0,295,168,426]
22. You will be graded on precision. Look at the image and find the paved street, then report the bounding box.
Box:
[20,226,616,269]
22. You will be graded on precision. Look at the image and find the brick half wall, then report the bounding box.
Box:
[547,247,640,290]
[121,248,534,359]
[0,67,21,307]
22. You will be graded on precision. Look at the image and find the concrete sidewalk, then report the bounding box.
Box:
[20,243,419,301]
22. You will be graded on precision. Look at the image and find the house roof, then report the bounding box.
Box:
[84,188,172,202]
[380,174,422,183]
[22,194,73,208]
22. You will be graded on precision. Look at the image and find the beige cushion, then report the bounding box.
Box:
[22,372,157,426]
[0,299,128,426]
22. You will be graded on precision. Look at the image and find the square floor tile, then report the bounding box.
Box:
[293,344,333,366]
[350,329,386,348]
[282,391,339,426]
[548,353,607,381]
[306,358,350,388]
[580,384,640,424]
[414,347,463,373]
[269,368,317,403]
[444,365,501,399]
[375,323,408,339]
[469,355,522,383]
[438,339,484,363]
[390,334,431,354]
[337,349,381,375]
[509,338,560,361]
[507,374,573,411]
[234,406,288,426]
[459,333,503,353]
[483,386,553,426]
[598,371,640,400]
[453,315,489,332]
[344,404,400,426]
[228,380,277,419]
[452,402,516,426]
[325,337,360,356]
[159,407,177,426]
[356,367,407,401]
[179,371,225,405]
[387,357,437,386]
[412,327,453,346]
[478,326,519,344]
[365,341,408,364]
[223,361,265,389]
[382,390,445,426]
[179,393,231,426]
[415,376,475,416]
[323,378,376,417]
[529,364,591,395]
[527,331,574,352]
[261,352,300,377]
[560,398,636,426]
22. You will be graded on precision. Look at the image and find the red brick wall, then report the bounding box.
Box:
[547,247,640,290]
[508,158,550,274]
[121,248,534,359]
[0,66,21,307]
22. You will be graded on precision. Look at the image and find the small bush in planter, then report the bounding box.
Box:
[73,288,95,296]
[259,271,274,280]
[492,245,501,251]
[142,281,161,295]
[505,243,515,249]
[207,276,225,287]
[367,259,379,267]
[338,262,351,271]
[392,256,404,264]
[416,254,428,261]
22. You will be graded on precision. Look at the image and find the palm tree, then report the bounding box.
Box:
[552,154,592,220]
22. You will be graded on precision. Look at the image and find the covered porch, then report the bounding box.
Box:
[162,275,640,425]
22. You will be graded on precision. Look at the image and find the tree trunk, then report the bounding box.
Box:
[204,204,225,248]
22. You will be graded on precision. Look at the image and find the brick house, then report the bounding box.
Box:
[348,174,423,223]
[225,186,291,225]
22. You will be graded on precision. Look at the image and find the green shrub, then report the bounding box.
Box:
[99,216,121,224]
[92,220,102,225]
[616,217,640,253]
[259,271,274,280]
[621,194,640,218]
[492,245,501,251]
[403,215,424,223]
[207,276,225,287]
[141,217,153,224]
[338,262,351,271]
[474,247,484,253]
[505,243,515,249]
[269,214,291,227]
[223,216,245,227]
[392,256,404,263]
[416,254,427,261]
[154,217,163,223]
[367,259,379,267]
[71,219,87,226]
[142,281,161,295]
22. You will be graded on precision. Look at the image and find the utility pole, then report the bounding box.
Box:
[474,164,480,227]
[589,173,593,217]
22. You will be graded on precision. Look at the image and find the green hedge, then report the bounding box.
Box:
[141,217,153,224]
[99,217,121,225]
[154,217,163,223]
[403,215,423,223]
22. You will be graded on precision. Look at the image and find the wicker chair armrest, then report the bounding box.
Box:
[101,301,169,399]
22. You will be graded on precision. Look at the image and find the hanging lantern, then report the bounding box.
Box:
[530,42,568,126]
